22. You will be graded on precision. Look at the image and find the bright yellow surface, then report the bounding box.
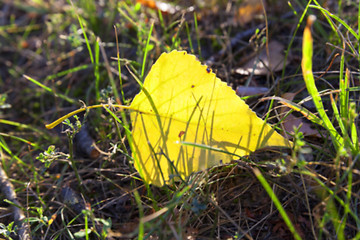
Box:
[130,50,291,186]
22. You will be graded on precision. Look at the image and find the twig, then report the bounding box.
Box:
[0,164,31,240]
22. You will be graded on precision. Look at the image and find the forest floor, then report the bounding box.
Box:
[1,0,360,239]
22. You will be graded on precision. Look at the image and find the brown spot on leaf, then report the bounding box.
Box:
[178,131,185,138]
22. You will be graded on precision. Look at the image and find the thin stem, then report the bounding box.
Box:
[45,104,131,129]
[68,134,82,187]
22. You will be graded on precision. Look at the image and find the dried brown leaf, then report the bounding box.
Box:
[236,40,289,76]
[236,0,264,26]
[281,92,320,137]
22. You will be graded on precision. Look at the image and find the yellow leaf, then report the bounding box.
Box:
[130,50,291,186]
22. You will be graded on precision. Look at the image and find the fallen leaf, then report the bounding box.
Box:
[130,50,291,186]
[235,40,289,75]
[136,0,156,9]
[136,0,181,14]
[236,0,264,26]
[280,92,320,137]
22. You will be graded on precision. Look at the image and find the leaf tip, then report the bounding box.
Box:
[307,15,316,27]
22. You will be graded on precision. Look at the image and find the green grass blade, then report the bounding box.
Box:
[338,156,353,239]
[339,57,348,120]
[69,0,94,64]
[253,168,302,240]
[310,4,359,39]
[300,170,360,225]
[185,22,194,53]
[194,12,201,59]
[45,64,91,81]
[23,75,76,104]
[327,197,344,239]
[102,106,132,142]
[114,26,127,104]
[348,86,360,92]
[359,0,360,60]
[301,16,344,150]
[0,137,29,169]
[94,37,100,100]
[180,141,242,159]
[348,102,359,153]
[282,0,311,80]
[140,22,154,81]
[0,119,50,137]
[134,190,144,239]
[329,94,350,148]
[98,38,121,103]
[24,75,53,92]
[349,104,359,153]
[0,133,43,150]
[264,96,324,126]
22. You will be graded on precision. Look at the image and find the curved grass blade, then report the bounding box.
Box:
[301,15,344,150]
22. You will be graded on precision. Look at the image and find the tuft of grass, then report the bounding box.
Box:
[281,3,360,238]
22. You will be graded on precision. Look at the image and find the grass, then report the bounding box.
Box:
[1,0,360,239]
